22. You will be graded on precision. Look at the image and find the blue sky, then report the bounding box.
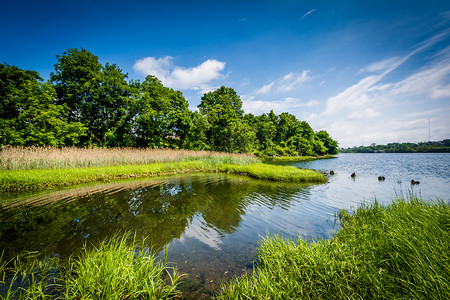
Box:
[2,0,450,147]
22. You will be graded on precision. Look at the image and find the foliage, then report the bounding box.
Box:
[0,63,86,147]
[217,198,450,299]
[0,234,182,299]
[340,140,450,153]
[2,48,338,156]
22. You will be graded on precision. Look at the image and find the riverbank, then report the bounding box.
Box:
[0,159,327,194]
[2,198,447,299]
[217,198,450,299]
[261,154,336,163]
[0,234,182,299]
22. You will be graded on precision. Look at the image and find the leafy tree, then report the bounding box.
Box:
[134,76,190,148]
[199,86,253,152]
[316,130,339,154]
[0,63,86,146]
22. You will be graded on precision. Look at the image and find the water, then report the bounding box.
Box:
[1,153,449,298]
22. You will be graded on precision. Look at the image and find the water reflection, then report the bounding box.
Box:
[0,174,323,263]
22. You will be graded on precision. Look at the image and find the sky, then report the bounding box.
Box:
[1,0,450,147]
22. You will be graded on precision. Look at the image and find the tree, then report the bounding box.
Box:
[0,63,86,146]
[134,76,190,148]
[316,130,339,155]
[199,86,253,152]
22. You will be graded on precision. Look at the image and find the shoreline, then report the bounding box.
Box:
[0,160,327,194]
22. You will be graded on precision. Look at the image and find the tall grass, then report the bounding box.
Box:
[0,161,326,194]
[0,234,182,299]
[217,198,450,299]
[0,146,257,171]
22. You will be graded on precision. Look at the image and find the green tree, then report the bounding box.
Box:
[0,63,86,146]
[199,86,254,152]
[316,130,339,154]
[134,76,190,148]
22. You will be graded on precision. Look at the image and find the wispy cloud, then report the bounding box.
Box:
[301,8,317,20]
[243,97,318,115]
[134,56,226,89]
[318,31,450,147]
[255,70,312,94]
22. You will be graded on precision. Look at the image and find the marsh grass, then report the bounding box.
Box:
[0,234,182,299]
[0,161,326,194]
[217,198,450,299]
[0,146,257,171]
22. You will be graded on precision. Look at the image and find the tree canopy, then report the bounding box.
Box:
[1,48,339,156]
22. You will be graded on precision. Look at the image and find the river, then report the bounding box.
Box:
[1,153,449,298]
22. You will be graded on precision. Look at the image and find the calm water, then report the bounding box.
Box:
[1,153,449,298]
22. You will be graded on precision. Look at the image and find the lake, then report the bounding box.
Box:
[1,153,449,298]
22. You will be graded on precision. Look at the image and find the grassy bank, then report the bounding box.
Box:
[0,161,326,194]
[261,154,337,163]
[0,234,182,299]
[217,198,450,299]
[0,146,257,171]
[0,148,326,194]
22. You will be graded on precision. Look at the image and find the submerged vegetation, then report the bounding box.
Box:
[0,234,182,299]
[217,198,450,299]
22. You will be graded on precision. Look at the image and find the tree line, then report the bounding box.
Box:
[340,140,450,153]
[0,48,338,156]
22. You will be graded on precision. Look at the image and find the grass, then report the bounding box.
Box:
[216,197,450,299]
[0,234,182,299]
[262,154,336,163]
[0,155,326,194]
[0,146,258,171]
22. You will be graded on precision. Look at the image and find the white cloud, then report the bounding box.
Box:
[133,56,226,89]
[256,81,274,94]
[255,70,312,94]
[318,32,450,147]
[301,8,317,20]
[243,97,318,115]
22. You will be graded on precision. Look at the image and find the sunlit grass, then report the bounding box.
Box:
[217,198,450,299]
[0,146,257,171]
[0,234,182,299]
[0,161,326,194]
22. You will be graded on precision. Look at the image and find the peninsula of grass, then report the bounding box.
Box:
[262,154,337,163]
[217,198,450,299]
[0,159,326,194]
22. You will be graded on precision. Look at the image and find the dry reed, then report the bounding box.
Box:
[0,146,257,171]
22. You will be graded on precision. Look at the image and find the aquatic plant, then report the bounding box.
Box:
[217,198,450,299]
[0,234,182,299]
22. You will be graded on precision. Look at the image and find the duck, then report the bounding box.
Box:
[411,179,420,185]
[351,172,356,178]
[378,176,385,181]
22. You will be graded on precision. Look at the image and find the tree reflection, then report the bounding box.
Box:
[0,174,313,261]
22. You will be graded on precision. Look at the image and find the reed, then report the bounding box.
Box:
[0,234,182,299]
[217,198,450,299]
[0,146,257,171]
[0,161,326,194]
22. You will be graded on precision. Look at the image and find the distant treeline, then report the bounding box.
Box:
[340,140,450,153]
[0,48,338,156]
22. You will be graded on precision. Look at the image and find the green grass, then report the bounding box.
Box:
[216,198,450,299]
[0,160,326,194]
[262,154,337,163]
[0,234,182,299]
